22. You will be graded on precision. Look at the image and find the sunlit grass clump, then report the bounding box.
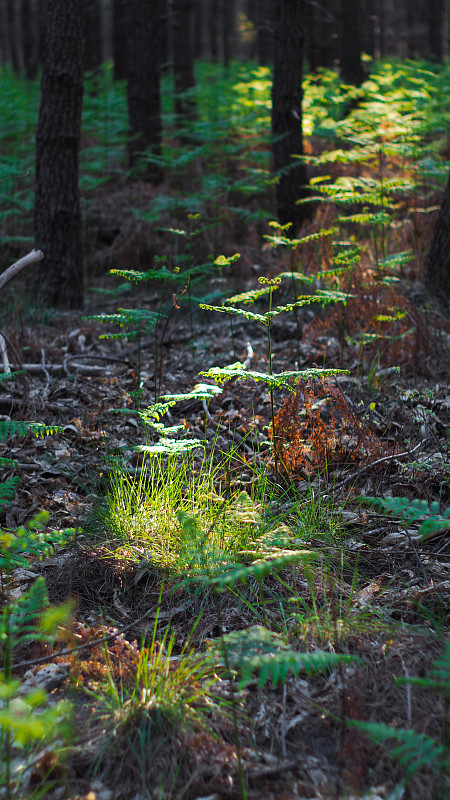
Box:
[95,454,290,573]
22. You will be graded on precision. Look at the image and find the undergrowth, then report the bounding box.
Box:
[2,54,450,799]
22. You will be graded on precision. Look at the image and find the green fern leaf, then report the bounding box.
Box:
[240,649,362,688]
[348,721,448,779]
[0,476,19,509]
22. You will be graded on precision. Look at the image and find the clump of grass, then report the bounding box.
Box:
[92,453,279,572]
[82,614,225,792]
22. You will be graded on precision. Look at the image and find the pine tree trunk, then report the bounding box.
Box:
[112,0,127,79]
[339,0,366,85]
[84,0,103,71]
[257,0,272,65]
[208,0,219,61]
[33,0,85,308]
[172,0,196,125]
[271,0,308,234]
[425,173,450,306]
[126,0,163,183]
[428,0,444,61]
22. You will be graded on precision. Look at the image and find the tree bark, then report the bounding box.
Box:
[84,0,103,71]
[425,173,450,306]
[172,0,197,126]
[271,0,308,234]
[126,0,163,183]
[208,0,219,61]
[7,0,24,73]
[428,0,444,61]
[339,0,366,85]
[112,0,127,79]
[257,0,272,65]
[22,0,41,80]
[33,0,85,309]
[305,0,337,70]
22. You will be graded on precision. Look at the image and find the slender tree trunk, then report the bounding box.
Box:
[194,0,205,59]
[84,0,103,71]
[271,0,308,233]
[7,0,24,73]
[305,0,337,70]
[425,172,450,306]
[222,0,236,68]
[428,0,444,61]
[112,0,127,79]
[0,0,9,64]
[172,0,197,125]
[33,0,85,308]
[159,0,170,72]
[339,0,366,85]
[22,0,41,80]
[257,0,272,65]
[126,0,163,183]
[208,0,219,61]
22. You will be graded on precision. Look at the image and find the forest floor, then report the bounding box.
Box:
[1,61,450,800]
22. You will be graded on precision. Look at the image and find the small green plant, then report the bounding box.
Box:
[207,624,362,689]
[0,512,75,799]
[200,275,347,477]
[0,386,64,510]
[349,642,450,798]
[361,495,450,542]
[83,606,224,794]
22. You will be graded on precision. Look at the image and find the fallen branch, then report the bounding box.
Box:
[326,441,424,495]
[0,249,43,291]
[10,361,126,376]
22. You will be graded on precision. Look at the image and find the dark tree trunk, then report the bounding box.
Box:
[33,0,85,309]
[246,0,258,59]
[222,0,236,68]
[305,0,337,70]
[271,0,308,234]
[172,0,197,125]
[112,0,127,79]
[194,0,205,59]
[0,0,11,65]
[84,0,102,71]
[159,0,170,72]
[425,173,450,306]
[22,0,41,80]
[428,0,444,61]
[339,0,366,85]
[7,0,24,73]
[126,0,163,183]
[257,0,272,65]
[208,0,219,61]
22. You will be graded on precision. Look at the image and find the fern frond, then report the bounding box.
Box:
[0,371,26,384]
[161,384,223,403]
[27,423,63,438]
[200,364,348,390]
[361,496,450,540]
[348,721,448,779]
[239,649,362,688]
[109,266,174,282]
[224,285,277,305]
[339,211,392,226]
[203,550,316,591]
[0,476,19,508]
[136,438,204,456]
[206,625,288,667]
[0,457,18,469]
[1,576,49,649]
[397,643,450,699]
[0,420,61,440]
